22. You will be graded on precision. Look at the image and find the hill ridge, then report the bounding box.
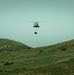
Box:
[0,38,74,75]
[0,38,31,52]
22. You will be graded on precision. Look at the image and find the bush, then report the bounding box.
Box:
[10,49,13,51]
[61,48,66,51]
[14,69,18,71]
[4,62,14,66]
[4,70,7,72]
[23,68,26,70]
[4,62,10,65]
[0,70,3,72]
[28,47,31,49]
[39,50,43,53]
[59,45,67,51]
[1,61,4,63]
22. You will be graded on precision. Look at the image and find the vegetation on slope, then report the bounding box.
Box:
[0,38,74,75]
[0,38,31,52]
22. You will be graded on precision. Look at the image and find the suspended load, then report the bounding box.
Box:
[33,22,40,34]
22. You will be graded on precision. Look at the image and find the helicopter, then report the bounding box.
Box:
[33,21,40,34]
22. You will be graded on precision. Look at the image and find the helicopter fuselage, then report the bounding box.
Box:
[33,22,40,28]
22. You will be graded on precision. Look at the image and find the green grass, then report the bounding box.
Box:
[0,38,74,75]
[0,38,31,52]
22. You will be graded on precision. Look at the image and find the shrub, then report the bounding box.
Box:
[14,69,18,71]
[59,45,67,51]
[4,62,14,66]
[10,49,13,51]
[4,70,7,72]
[61,48,66,51]
[0,70,3,72]
[23,68,26,70]
[1,61,4,63]
[28,47,31,49]
[39,50,43,53]
[11,62,14,64]
[4,62,10,65]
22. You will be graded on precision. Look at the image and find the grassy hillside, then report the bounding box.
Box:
[0,38,74,75]
[0,38,31,52]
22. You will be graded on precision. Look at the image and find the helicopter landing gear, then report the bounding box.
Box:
[34,32,37,34]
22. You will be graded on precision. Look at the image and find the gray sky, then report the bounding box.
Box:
[0,0,74,47]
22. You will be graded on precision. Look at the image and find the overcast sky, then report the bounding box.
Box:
[0,0,74,47]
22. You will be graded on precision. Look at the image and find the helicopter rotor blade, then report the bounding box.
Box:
[24,21,47,23]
